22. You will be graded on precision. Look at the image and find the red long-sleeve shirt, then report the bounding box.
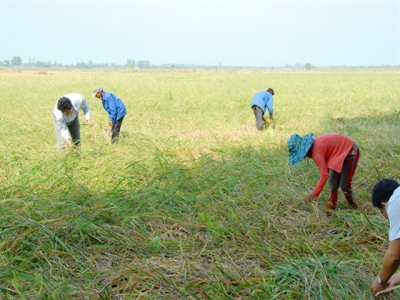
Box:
[307,133,355,197]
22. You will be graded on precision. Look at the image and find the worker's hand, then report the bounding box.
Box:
[387,272,400,289]
[262,117,266,123]
[65,138,72,148]
[270,116,274,121]
[305,193,317,203]
[108,120,113,126]
[372,277,387,297]
[87,120,93,127]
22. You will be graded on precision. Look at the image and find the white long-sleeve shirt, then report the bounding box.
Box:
[53,93,91,140]
[388,187,400,241]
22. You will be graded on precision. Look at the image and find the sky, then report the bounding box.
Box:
[0,0,399,67]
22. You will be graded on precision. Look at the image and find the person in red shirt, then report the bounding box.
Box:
[287,133,360,209]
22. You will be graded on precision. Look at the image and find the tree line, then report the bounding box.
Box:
[1,56,315,70]
[2,56,152,69]
[2,56,398,70]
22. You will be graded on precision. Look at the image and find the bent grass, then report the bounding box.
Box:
[0,69,400,299]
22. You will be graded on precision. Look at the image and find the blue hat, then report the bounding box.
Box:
[287,133,314,165]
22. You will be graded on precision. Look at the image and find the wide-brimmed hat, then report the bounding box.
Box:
[287,133,314,165]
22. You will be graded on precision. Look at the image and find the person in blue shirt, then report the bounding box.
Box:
[251,88,274,130]
[93,86,127,143]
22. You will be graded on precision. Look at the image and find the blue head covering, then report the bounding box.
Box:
[287,133,314,165]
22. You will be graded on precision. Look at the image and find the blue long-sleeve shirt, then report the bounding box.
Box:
[251,91,274,117]
[101,91,127,123]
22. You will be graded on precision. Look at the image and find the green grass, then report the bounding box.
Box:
[0,68,400,299]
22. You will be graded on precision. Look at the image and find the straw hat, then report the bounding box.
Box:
[287,133,314,165]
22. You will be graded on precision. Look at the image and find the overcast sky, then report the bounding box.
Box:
[0,0,399,67]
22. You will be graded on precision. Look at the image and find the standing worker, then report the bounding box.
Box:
[93,86,127,143]
[53,93,93,151]
[251,88,274,130]
[287,133,360,209]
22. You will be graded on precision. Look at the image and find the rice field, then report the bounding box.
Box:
[0,68,400,299]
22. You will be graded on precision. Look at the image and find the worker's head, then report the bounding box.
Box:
[92,86,103,98]
[372,179,400,219]
[287,133,314,165]
[57,97,72,115]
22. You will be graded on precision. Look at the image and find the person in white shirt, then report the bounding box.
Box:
[53,93,93,151]
[371,179,400,297]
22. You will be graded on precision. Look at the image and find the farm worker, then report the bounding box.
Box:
[287,133,360,209]
[250,88,274,130]
[92,86,127,143]
[53,93,93,151]
[371,179,400,297]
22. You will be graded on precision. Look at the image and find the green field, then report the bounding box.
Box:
[1,69,400,299]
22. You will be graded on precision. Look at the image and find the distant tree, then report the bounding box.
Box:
[35,60,51,68]
[76,61,88,68]
[28,56,36,65]
[3,60,10,66]
[294,63,303,69]
[137,60,151,69]
[126,59,135,68]
[305,63,312,70]
[11,56,22,66]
